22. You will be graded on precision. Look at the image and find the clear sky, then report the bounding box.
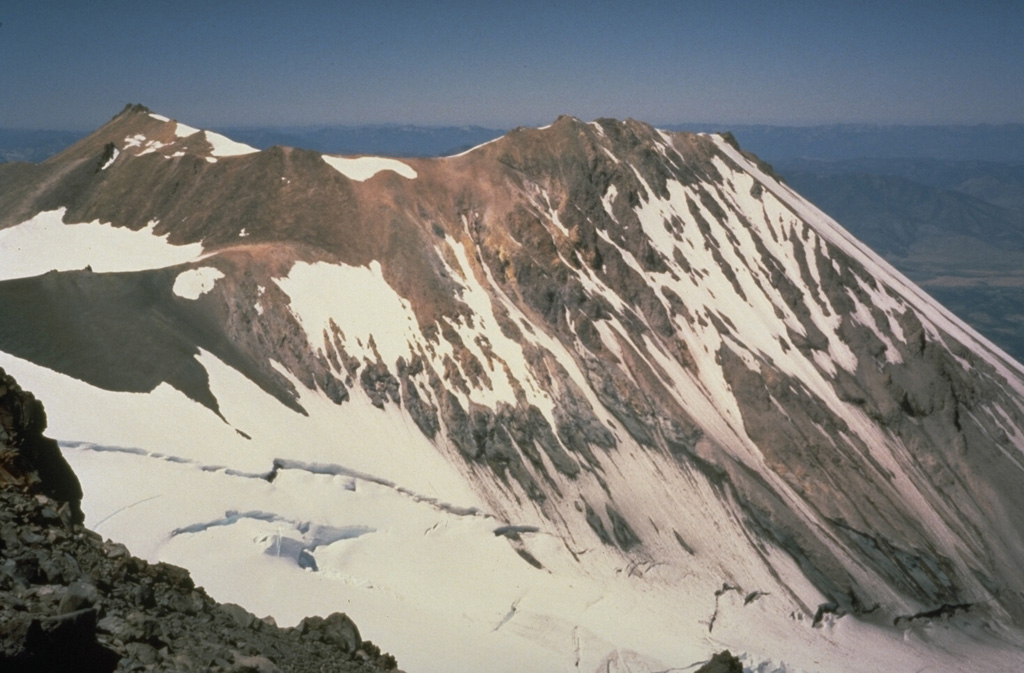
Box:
[1,1,1022,130]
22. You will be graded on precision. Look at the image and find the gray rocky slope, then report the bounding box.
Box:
[2,104,1024,667]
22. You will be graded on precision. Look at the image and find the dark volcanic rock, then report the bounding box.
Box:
[0,368,83,523]
[359,358,401,409]
[0,367,401,673]
[695,650,743,673]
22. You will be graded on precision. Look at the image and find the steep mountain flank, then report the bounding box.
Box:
[769,158,1024,363]
[2,105,1024,671]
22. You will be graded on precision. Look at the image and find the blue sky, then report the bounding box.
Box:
[1,1,1022,130]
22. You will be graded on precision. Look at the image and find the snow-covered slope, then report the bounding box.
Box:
[2,105,1024,672]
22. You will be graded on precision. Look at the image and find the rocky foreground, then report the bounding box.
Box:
[0,367,401,673]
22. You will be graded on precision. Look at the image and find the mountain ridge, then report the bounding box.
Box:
[2,104,1024,672]
[772,157,1024,362]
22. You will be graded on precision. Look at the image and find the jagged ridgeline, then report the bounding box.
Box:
[1,104,1023,672]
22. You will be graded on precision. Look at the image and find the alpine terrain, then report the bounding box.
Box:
[0,366,401,672]
[2,104,1024,672]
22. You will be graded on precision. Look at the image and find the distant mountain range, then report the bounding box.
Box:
[674,123,1024,163]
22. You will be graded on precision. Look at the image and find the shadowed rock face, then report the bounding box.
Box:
[695,650,743,673]
[3,104,1024,641]
[0,368,82,522]
[0,366,401,672]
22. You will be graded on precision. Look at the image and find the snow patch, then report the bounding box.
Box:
[601,184,619,222]
[174,122,200,138]
[0,209,205,281]
[275,260,418,366]
[173,267,225,300]
[124,133,170,155]
[138,141,169,156]
[255,285,265,316]
[446,135,501,158]
[322,155,417,181]
[123,133,147,149]
[204,130,258,157]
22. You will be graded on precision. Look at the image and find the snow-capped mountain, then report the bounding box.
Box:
[2,103,1024,672]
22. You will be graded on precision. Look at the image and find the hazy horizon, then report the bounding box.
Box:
[10,114,1024,134]
[2,1,1022,131]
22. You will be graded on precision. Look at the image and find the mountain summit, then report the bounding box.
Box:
[2,105,1024,672]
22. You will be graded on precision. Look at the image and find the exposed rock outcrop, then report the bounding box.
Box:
[695,650,743,673]
[0,368,83,522]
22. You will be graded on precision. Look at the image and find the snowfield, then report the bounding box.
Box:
[276,260,420,367]
[1,347,1019,673]
[172,266,225,300]
[0,209,206,281]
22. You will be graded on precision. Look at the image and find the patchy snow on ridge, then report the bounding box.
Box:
[446,135,501,158]
[321,155,417,181]
[123,133,170,155]
[0,209,205,281]
[710,134,1024,385]
[174,122,200,138]
[173,266,225,300]
[123,133,148,149]
[144,114,256,156]
[204,130,258,157]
